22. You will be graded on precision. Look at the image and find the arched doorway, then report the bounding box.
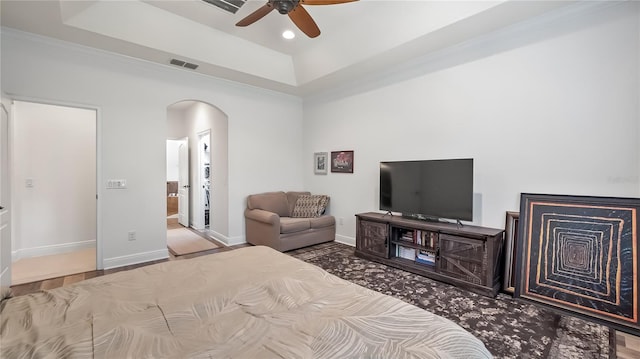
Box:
[166,100,229,248]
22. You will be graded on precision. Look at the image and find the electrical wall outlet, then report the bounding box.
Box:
[128,231,136,241]
[339,217,344,226]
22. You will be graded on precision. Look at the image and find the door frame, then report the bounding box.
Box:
[0,101,11,288]
[7,95,103,270]
[195,129,211,230]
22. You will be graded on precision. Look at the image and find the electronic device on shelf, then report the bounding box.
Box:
[379,158,473,223]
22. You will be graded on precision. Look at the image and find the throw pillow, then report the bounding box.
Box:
[317,195,330,216]
[292,195,322,218]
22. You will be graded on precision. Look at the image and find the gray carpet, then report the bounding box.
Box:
[288,242,613,359]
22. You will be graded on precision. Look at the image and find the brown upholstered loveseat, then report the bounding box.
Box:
[244,191,336,252]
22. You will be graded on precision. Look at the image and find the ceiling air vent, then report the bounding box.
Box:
[201,0,247,14]
[183,62,199,70]
[170,59,199,70]
[170,59,186,67]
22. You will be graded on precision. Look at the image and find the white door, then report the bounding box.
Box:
[178,138,189,227]
[0,102,11,288]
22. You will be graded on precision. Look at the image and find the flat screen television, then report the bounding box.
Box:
[379,158,473,221]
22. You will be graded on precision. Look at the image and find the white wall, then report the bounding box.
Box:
[304,2,640,245]
[167,108,188,140]
[2,29,304,268]
[208,105,229,239]
[12,101,96,258]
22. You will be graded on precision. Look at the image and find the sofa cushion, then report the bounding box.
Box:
[280,217,311,234]
[292,195,327,218]
[309,215,335,229]
[247,192,290,217]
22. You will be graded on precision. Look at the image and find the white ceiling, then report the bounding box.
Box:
[1,0,577,97]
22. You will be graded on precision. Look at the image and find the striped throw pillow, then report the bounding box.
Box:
[292,195,329,218]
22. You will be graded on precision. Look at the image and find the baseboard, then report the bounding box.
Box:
[220,235,348,247]
[12,240,96,261]
[103,248,169,270]
[205,230,229,245]
[335,234,355,247]
[225,235,247,246]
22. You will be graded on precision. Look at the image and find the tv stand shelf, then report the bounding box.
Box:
[355,212,504,297]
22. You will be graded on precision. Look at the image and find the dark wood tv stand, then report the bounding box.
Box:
[355,212,504,297]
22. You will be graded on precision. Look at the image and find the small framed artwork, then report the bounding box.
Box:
[515,193,640,335]
[330,150,354,173]
[503,211,519,294]
[314,152,328,175]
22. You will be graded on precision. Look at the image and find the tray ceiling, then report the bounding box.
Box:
[1,0,577,96]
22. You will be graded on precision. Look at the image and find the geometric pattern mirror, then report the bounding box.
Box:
[515,193,639,336]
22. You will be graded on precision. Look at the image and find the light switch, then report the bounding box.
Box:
[25,178,34,188]
[106,179,127,189]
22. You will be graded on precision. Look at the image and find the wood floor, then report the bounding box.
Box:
[11,247,96,285]
[9,239,248,298]
[617,331,640,359]
[7,242,640,359]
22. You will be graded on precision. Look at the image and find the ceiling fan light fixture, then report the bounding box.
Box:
[282,30,295,39]
[235,0,358,38]
[275,0,299,14]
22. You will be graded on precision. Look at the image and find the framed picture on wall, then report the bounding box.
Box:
[314,152,328,175]
[330,150,354,173]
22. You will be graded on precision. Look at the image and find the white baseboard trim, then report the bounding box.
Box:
[225,235,247,246]
[103,248,169,270]
[12,240,96,261]
[335,235,355,247]
[219,234,348,247]
[205,230,227,244]
[203,233,350,247]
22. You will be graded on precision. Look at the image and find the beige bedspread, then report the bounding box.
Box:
[1,246,492,358]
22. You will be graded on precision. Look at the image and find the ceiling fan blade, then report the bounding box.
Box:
[301,0,358,5]
[236,3,274,27]
[288,5,320,38]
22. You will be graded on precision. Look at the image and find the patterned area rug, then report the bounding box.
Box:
[288,242,613,359]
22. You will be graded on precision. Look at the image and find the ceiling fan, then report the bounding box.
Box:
[236,0,358,38]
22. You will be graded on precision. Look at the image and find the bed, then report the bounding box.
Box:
[1,246,492,358]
